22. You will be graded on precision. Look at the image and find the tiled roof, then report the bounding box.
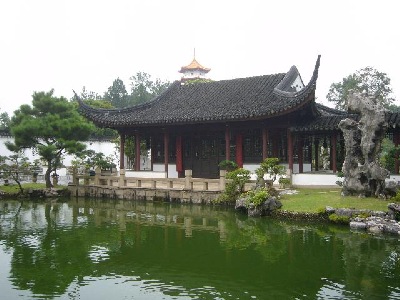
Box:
[291,104,400,132]
[387,111,400,129]
[179,58,210,73]
[77,56,321,129]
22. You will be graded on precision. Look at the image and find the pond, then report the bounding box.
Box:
[0,198,399,300]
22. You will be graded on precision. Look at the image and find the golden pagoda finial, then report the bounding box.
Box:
[193,48,196,59]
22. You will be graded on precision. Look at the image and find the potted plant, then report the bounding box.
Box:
[278,177,291,189]
[31,159,42,183]
[52,172,59,186]
[255,158,286,188]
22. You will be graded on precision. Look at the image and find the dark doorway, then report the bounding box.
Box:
[183,134,224,178]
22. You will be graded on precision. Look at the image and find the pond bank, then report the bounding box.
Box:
[0,187,70,199]
[2,186,400,235]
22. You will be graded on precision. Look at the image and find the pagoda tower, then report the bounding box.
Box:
[179,50,210,82]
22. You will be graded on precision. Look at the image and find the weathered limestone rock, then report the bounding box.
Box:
[339,92,389,197]
[364,216,400,235]
[235,196,282,217]
[385,181,398,197]
[349,220,367,230]
[327,205,400,235]
[25,188,69,198]
[388,203,400,220]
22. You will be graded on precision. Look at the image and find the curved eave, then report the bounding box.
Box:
[78,95,316,129]
[75,82,180,127]
[179,58,211,73]
[273,55,321,106]
[290,115,354,132]
[290,111,400,132]
[179,67,211,73]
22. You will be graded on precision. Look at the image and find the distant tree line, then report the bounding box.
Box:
[0,109,11,135]
[76,71,170,109]
[73,71,170,140]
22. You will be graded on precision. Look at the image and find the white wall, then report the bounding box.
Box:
[125,170,166,178]
[0,136,117,176]
[182,70,206,79]
[292,173,340,187]
[152,163,178,178]
[243,163,312,177]
[291,74,305,91]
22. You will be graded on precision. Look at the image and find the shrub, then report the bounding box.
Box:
[245,188,270,208]
[278,177,291,187]
[256,158,286,184]
[391,190,400,203]
[218,160,238,172]
[213,168,250,204]
[328,213,350,224]
[356,212,371,219]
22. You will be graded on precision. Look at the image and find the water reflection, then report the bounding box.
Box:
[0,198,399,299]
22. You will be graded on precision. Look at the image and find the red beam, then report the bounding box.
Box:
[135,133,140,171]
[225,126,230,161]
[298,137,303,173]
[176,135,183,173]
[262,128,268,160]
[331,134,337,173]
[164,131,169,175]
[287,130,293,172]
[120,133,125,170]
[236,133,243,168]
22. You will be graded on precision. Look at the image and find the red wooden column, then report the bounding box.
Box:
[120,133,125,170]
[314,138,319,171]
[272,131,279,157]
[262,128,268,160]
[395,132,400,174]
[225,126,230,161]
[235,133,243,168]
[149,135,154,171]
[163,131,169,176]
[135,133,140,171]
[298,137,304,173]
[176,135,183,176]
[287,129,294,172]
[331,133,337,173]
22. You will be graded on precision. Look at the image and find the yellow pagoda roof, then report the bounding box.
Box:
[179,58,210,73]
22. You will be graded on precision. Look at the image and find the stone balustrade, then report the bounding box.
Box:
[73,169,228,192]
[69,169,260,202]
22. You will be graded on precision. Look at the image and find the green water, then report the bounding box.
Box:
[0,199,399,299]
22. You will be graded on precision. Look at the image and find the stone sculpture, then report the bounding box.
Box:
[338,91,389,197]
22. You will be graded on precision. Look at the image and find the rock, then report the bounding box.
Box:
[339,91,389,197]
[336,208,363,217]
[350,221,367,230]
[325,206,335,214]
[235,195,282,217]
[385,180,398,197]
[361,216,400,235]
[262,197,282,211]
[235,197,247,211]
[388,203,400,220]
[370,210,387,218]
[369,225,383,234]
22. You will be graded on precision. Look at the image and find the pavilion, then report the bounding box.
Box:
[77,55,400,184]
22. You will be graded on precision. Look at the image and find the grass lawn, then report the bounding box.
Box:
[0,183,47,195]
[280,188,397,213]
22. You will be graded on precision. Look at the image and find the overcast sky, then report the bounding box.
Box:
[1,0,399,115]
